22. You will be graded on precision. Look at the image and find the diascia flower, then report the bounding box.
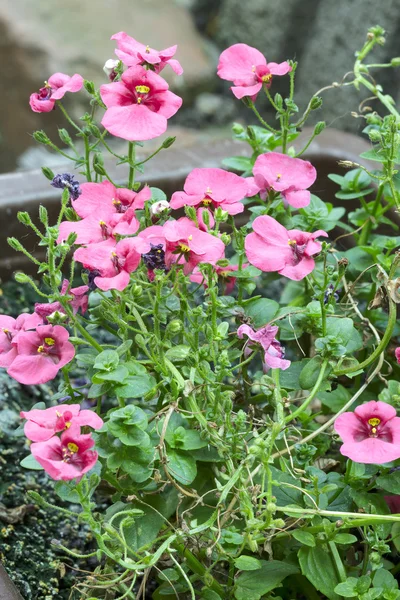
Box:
[74,237,149,291]
[334,401,400,464]
[170,168,249,216]
[31,425,99,481]
[0,313,43,368]
[217,43,291,100]
[252,152,317,208]
[237,323,290,371]
[21,404,103,442]
[190,263,248,294]
[111,32,183,75]
[163,218,225,275]
[70,181,150,219]
[395,347,400,364]
[7,325,75,385]
[245,215,327,281]
[35,279,89,320]
[29,73,83,113]
[100,66,182,141]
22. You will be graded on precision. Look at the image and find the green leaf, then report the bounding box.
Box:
[108,405,150,447]
[376,471,400,494]
[298,545,341,600]
[150,187,167,202]
[234,560,298,600]
[335,189,374,200]
[334,533,357,545]
[391,522,400,553]
[222,156,253,173]
[94,349,119,370]
[299,356,323,390]
[334,578,358,597]
[167,449,197,485]
[200,590,222,600]
[292,530,316,547]
[20,454,43,470]
[373,568,398,590]
[116,374,156,399]
[92,365,129,383]
[319,385,351,412]
[234,556,263,571]
[243,297,279,328]
[165,345,191,361]
[167,426,208,451]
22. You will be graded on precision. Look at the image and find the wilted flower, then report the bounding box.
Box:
[51,173,82,201]
[237,323,290,370]
[29,73,83,113]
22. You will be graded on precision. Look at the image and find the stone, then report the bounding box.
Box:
[0,0,216,172]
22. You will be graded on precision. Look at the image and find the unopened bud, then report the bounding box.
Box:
[220,233,231,245]
[368,129,381,143]
[33,130,50,144]
[314,121,326,135]
[14,272,31,284]
[8,237,24,252]
[58,128,72,146]
[167,320,183,334]
[200,208,210,227]
[66,232,78,246]
[88,124,101,138]
[132,285,143,297]
[214,207,229,222]
[17,211,32,227]
[338,160,359,169]
[338,258,349,276]
[162,136,176,149]
[310,96,323,110]
[84,80,95,94]
[391,57,400,67]
[39,205,48,226]
[150,200,170,216]
[41,166,55,181]
[46,311,68,324]
[184,205,197,222]
[232,122,245,135]
[216,258,230,268]
[266,502,277,513]
[103,60,119,81]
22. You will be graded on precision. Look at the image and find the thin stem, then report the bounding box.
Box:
[249,101,280,133]
[284,360,328,424]
[358,183,384,246]
[56,101,83,133]
[84,135,92,182]
[128,142,136,189]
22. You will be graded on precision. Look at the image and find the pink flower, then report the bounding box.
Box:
[237,323,290,371]
[252,152,317,209]
[100,66,182,141]
[217,43,291,100]
[111,32,183,75]
[35,280,89,320]
[170,168,248,216]
[190,263,248,294]
[29,73,83,113]
[74,237,149,291]
[30,425,99,481]
[7,325,75,385]
[0,313,43,368]
[163,218,225,275]
[20,404,103,442]
[395,348,400,364]
[334,401,400,464]
[245,215,327,281]
[71,182,150,219]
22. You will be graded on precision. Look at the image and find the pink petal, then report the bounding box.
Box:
[231,83,262,100]
[355,401,397,425]
[100,81,134,108]
[101,104,168,141]
[29,94,55,113]
[340,438,400,464]
[268,61,292,76]
[95,270,130,292]
[278,256,316,280]
[166,58,183,75]
[334,412,366,443]
[72,181,116,218]
[283,189,311,208]
[217,43,266,83]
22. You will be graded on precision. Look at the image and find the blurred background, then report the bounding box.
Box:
[1,0,399,174]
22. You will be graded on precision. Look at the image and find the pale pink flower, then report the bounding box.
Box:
[21,404,103,442]
[395,348,400,364]
[35,280,89,320]
[245,215,327,281]
[237,323,290,371]
[100,66,182,141]
[170,168,248,216]
[7,325,75,385]
[163,218,225,275]
[217,43,291,100]
[0,313,43,368]
[29,73,83,113]
[73,237,149,291]
[111,32,183,75]
[31,425,99,481]
[71,182,150,219]
[334,401,400,464]
[252,152,317,209]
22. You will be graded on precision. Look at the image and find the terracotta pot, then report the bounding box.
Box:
[0,564,23,600]
[0,127,387,280]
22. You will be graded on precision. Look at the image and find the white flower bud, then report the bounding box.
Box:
[150,200,170,216]
[103,59,119,79]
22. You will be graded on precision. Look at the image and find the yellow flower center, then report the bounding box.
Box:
[44,337,55,346]
[202,198,212,206]
[368,418,381,427]
[262,74,273,84]
[136,85,150,94]
[111,252,118,258]
[67,442,79,453]
[99,220,107,226]
[276,173,282,180]
[288,239,297,246]
[179,243,191,253]
[37,345,44,353]
[145,45,150,53]
[65,421,72,429]
[112,198,121,206]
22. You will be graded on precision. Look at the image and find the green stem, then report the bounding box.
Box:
[328,541,347,583]
[172,541,225,596]
[358,183,384,246]
[56,101,83,133]
[285,361,328,423]
[128,142,135,189]
[84,135,92,182]
[249,101,280,133]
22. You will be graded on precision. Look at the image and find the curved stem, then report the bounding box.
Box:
[284,360,328,424]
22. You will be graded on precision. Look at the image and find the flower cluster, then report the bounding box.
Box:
[21,405,103,480]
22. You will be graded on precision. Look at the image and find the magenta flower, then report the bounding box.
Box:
[245,215,327,281]
[163,218,225,275]
[217,43,291,100]
[170,168,249,216]
[237,323,290,371]
[30,425,99,481]
[20,404,103,442]
[100,66,182,141]
[253,152,317,209]
[29,73,83,113]
[7,324,75,385]
[111,32,183,75]
[74,237,149,291]
[0,313,43,368]
[395,348,400,364]
[35,279,89,320]
[71,181,150,219]
[334,401,400,464]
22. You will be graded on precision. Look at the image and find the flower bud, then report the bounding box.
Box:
[132,285,143,297]
[84,79,96,94]
[162,136,176,149]
[150,200,170,216]
[314,121,326,135]
[201,208,210,227]
[58,128,72,146]
[184,205,197,222]
[232,122,245,135]
[66,232,78,246]
[310,96,323,110]
[214,207,229,222]
[220,233,231,245]
[391,57,400,67]
[338,160,359,169]
[39,205,48,226]
[14,272,31,284]
[41,167,55,181]
[266,502,277,513]
[46,310,68,324]
[17,211,32,227]
[33,130,50,145]
[368,129,381,143]
[88,124,101,138]
[273,519,285,528]
[167,320,183,334]
[103,60,119,81]
[8,237,24,252]
[216,258,230,268]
